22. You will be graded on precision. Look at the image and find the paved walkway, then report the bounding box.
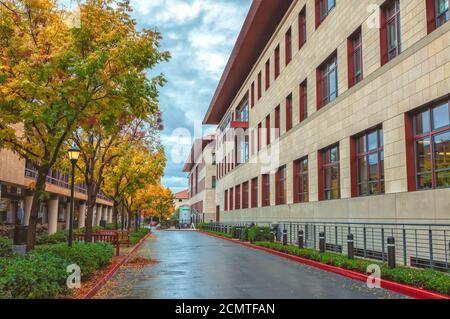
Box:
[96,230,407,299]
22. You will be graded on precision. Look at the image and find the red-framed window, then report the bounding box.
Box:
[299,80,308,122]
[257,122,262,152]
[426,0,450,33]
[242,181,249,209]
[250,82,255,108]
[299,6,307,49]
[229,187,234,211]
[316,52,338,109]
[406,99,450,190]
[351,127,385,197]
[275,105,280,139]
[266,114,271,146]
[275,165,287,205]
[235,185,241,210]
[315,0,335,28]
[257,72,262,100]
[262,174,270,207]
[319,144,340,200]
[251,177,258,208]
[285,28,292,66]
[380,0,401,66]
[347,27,363,88]
[294,157,309,203]
[286,94,293,132]
[274,45,280,79]
[224,190,228,211]
[265,59,270,91]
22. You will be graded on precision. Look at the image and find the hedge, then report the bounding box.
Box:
[248,226,271,243]
[130,228,151,245]
[254,241,450,296]
[34,242,114,279]
[0,236,13,257]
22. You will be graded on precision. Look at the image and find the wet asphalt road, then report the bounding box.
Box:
[98,230,407,299]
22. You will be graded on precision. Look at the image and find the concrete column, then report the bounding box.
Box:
[24,195,33,226]
[78,202,86,228]
[92,206,97,227]
[96,205,103,226]
[102,205,107,221]
[107,207,113,223]
[48,198,59,234]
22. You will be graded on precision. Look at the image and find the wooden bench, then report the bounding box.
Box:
[74,233,120,256]
[98,230,130,247]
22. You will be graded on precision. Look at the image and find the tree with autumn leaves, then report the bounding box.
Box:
[136,184,175,228]
[0,0,170,250]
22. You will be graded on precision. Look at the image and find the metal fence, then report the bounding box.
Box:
[206,221,450,272]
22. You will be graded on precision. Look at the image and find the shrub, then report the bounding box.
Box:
[105,223,117,230]
[240,227,249,242]
[0,252,68,299]
[254,241,450,295]
[248,226,271,243]
[130,228,150,245]
[197,223,205,230]
[36,230,68,245]
[0,236,13,257]
[34,242,114,279]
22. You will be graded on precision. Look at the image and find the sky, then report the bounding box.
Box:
[128,0,252,193]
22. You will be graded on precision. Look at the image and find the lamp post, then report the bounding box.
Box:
[68,147,80,247]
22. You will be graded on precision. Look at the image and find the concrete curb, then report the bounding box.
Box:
[81,232,152,299]
[200,231,449,300]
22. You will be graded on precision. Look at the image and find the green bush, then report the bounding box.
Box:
[200,228,233,239]
[36,230,68,245]
[254,241,450,295]
[248,226,271,243]
[0,237,13,257]
[197,223,205,230]
[130,228,150,245]
[0,252,68,299]
[105,223,117,230]
[240,227,249,242]
[34,242,114,279]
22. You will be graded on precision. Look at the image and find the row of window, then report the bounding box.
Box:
[223,99,449,211]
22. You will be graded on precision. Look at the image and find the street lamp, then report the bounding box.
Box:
[68,147,80,247]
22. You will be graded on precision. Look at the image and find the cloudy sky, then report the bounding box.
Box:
[128,0,252,193]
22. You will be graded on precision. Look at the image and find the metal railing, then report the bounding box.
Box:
[206,221,450,272]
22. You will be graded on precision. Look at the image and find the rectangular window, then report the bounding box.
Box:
[224,190,228,211]
[286,94,293,132]
[275,105,280,139]
[250,82,255,108]
[348,27,363,88]
[257,72,262,100]
[258,122,262,152]
[412,100,450,190]
[235,185,241,210]
[316,0,335,28]
[274,45,280,79]
[251,177,258,208]
[300,80,308,122]
[265,59,270,90]
[381,0,401,65]
[294,157,309,203]
[212,176,216,189]
[427,0,449,33]
[285,28,292,66]
[320,144,340,200]
[236,96,249,122]
[266,114,271,146]
[299,7,307,49]
[317,52,338,109]
[354,127,385,196]
[262,174,270,207]
[242,182,249,209]
[275,165,287,205]
[229,187,234,211]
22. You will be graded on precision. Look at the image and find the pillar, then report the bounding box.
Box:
[107,207,113,223]
[92,205,97,227]
[48,198,59,234]
[24,195,33,226]
[78,202,86,228]
[96,205,103,226]
[102,205,107,222]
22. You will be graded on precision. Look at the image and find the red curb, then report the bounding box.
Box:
[81,231,152,299]
[200,231,449,300]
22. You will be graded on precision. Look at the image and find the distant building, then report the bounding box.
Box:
[183,135,217,223]
[173,189,189,210]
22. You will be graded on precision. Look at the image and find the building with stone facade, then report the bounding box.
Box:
[0,148,114,235]
[183,136,218,223]
[203,0,450,224]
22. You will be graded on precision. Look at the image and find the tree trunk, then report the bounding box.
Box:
[26,169,48,252]
[134,212,139,232]
[85,200,96,243]
[113,203,119,230]
[127,209,132,232]
[121,205,125,230]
